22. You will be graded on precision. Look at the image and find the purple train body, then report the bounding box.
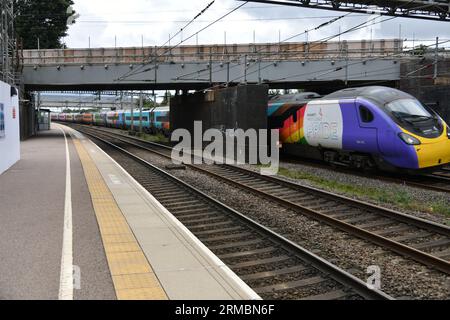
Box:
[271,86,450,172]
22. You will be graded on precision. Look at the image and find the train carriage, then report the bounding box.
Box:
[106,111,116,127]
[270,86,450,172]
[123,107,170,134]
[93,112,107,126]
[100,112,108,126]
[124,111,151,131]
[65,114,74,122]
[74,114,83,123]
[152,106,170,134]
[51,113,59,121]
[106,111,126,129]
[58,113,67,122]
[82,113,93,125]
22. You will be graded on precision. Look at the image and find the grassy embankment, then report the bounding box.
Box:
[276,166,450,221]
[119,129,169,144]
[139,132,169,144]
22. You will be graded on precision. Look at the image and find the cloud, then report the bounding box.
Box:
[66,0,449,49]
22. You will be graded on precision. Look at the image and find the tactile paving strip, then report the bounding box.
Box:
[72,138,168,300]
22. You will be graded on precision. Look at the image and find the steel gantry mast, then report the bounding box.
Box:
[0,0,16,85]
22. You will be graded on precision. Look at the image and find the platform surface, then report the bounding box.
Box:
[0,128,115,300]
[0,125,258,300]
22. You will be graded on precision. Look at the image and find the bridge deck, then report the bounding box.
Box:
[21,40,403,91]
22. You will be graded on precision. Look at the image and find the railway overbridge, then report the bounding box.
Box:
[21,40,403,92]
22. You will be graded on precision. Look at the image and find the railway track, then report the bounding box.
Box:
[431,168,450,180]
[72,124,450,275]
[410,173,450,193]
[79,127,392,300]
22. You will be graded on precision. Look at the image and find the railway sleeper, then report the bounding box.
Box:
[240,265,309,281]
[254,276,328,294]
[218,247,279,260]
[412,238,450,251]
[194,226,244,236]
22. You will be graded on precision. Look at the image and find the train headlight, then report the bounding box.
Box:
[446,124,450,139]
[398,132,421,145]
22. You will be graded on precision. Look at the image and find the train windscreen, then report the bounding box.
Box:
[385,98,443,138]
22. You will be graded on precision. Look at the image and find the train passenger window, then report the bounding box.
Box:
[359,106,374,123]
[156,116,170,122]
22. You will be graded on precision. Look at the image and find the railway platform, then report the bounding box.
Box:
[0,124,259,300]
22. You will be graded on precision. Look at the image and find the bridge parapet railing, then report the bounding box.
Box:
[22,40,404,66]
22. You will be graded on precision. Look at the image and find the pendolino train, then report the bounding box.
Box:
[268,86,450,172]
[54,107,170,135]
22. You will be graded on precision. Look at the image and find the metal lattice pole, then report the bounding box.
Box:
[0,0,15,85]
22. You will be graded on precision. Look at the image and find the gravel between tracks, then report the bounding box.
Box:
[84,130,449,300]
[115,145,450,300]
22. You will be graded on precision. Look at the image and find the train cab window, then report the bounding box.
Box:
[359,106,374,123]
[292,111,298,123]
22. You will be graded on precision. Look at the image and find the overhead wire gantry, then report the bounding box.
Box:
[239,0,450,21]
[0,0,17,85]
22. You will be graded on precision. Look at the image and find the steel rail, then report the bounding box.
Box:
[70,124,450,275]
[79,127,393,300]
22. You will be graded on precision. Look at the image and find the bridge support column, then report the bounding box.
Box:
[400,58,450,123]
[170,84,269,162]
[19,91,36,140]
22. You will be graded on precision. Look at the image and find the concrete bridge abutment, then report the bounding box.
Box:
[170,84,270,163]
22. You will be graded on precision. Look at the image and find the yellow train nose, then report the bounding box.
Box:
[414,134,450,169]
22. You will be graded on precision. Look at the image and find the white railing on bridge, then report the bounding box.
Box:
[22,40,403,66]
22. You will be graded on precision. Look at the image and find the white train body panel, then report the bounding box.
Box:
[303,100,344,149]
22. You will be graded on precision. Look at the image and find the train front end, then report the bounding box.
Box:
[381,97,450,170]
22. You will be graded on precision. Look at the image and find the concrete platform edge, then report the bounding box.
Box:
[70,127,261,300]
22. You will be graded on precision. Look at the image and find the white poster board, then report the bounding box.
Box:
[0,81,20,175]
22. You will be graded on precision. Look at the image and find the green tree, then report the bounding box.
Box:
[413,44,428,56]
[161,91,173,106]
[135,98,157,110]
[14,0,76,49]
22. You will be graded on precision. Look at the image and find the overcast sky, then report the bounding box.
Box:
[66,0,450,49]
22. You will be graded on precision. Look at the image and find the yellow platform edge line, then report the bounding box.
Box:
[72,137,168,301]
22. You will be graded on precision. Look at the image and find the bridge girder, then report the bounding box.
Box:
[241,0,450,21]
[23,59,401,92]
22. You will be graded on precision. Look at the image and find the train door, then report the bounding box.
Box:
[150,111,155,126]
[143,111,150,129]
[355,103,378,153]
[119,112,126,129]
[150,111,156,132]
[101,113,107,126]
